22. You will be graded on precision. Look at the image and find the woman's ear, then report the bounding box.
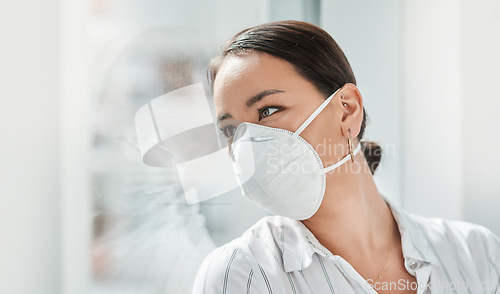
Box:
[338,83,363,138]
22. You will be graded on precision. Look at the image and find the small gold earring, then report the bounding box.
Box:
[348,129,355,163]
[342,102,347,107]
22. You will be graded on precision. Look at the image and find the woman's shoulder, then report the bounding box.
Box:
[199,214,292,259]
[198,215,285,257]
[192,215,293,293]
[387,196,498,250]
[409,211,499,250]
[406,211,500,273]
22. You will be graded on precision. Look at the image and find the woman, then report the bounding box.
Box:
[192,20,500,294]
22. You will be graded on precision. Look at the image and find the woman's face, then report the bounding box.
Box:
[213,51,353,167]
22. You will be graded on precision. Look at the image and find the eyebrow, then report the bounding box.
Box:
[217,89,285,123]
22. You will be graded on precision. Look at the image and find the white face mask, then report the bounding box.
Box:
[228,88,362,220]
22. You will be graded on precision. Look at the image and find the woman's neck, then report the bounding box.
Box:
[300,152,394,261]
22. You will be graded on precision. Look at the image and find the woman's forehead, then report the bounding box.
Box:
[213,53,300,111]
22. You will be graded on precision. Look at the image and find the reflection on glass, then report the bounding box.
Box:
[90,27,216,294]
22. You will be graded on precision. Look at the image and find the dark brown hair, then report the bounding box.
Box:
[208,20,382,174]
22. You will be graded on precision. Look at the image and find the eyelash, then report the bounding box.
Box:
[219,105,283,139]
[258,105,283,121]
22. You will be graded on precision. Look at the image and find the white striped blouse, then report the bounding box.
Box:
[192,195,500,293]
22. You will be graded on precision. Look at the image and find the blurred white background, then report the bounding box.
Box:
[1,0,499,293]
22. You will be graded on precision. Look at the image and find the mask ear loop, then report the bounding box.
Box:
[320,142,362,174]
[292,87,342,139]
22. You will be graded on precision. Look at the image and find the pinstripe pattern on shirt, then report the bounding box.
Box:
[222,249,238,294]
[193,195,500,293]
[246,269,254,294]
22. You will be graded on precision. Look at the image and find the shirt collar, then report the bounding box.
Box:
[282,194,438,273]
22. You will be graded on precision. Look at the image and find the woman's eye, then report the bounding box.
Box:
[220,125,236,139]
[258,106,281,120]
